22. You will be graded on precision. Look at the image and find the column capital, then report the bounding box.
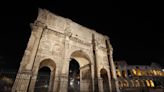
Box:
[34,21,47,27]
[30,21,47,31]
[18,70,32,75]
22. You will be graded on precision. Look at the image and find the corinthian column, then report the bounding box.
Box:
[25,21,46,70]
[106,37,120,92]
[12,21,46,92]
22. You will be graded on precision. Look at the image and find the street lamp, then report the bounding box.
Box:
[162,69,164,72]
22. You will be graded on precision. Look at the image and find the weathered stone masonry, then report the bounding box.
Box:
[12,9,120,92]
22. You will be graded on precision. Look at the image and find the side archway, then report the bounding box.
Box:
[100,68,110,92]
[34,67,51,92]
[34,59,56,92]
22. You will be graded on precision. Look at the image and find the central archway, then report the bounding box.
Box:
[68,50,92,92]
[68,59,80,92]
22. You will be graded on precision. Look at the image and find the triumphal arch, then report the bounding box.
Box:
[12,9,120,92]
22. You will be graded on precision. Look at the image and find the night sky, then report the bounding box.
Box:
[0,0,163,69]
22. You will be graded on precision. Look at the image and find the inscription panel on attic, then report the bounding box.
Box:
[11,9,118,92]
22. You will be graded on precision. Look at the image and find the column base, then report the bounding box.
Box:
[12,71,32,92]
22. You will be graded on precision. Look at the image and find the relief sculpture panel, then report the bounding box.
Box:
[38,29,64,57]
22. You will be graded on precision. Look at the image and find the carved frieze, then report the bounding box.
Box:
[46,28,65,38]
[95,37,104,45]
[38,42,51,55]
[69,36,91,46]
[64,27,72,37]
[41,27,92,47]
[70,44,91,53]
[52,43,63,56]
[38,28,65,59]
[38,32,52,55]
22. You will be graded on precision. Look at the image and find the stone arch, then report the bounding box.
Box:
[100,68,110,92]
[70,50,91,63]
[39,58,56,71]
[68,50,92,92]
[34,59,56,92]
[122,80,129,87]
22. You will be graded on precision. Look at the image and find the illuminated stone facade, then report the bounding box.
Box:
[115,61,164,92]
[11,9,120,92]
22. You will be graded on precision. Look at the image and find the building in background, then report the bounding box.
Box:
[115,60,164,92]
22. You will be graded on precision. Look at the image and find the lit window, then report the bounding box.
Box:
[148,70,152,76]
[122,70,127,78]
[153,70,157,76]
[132,69,136,76]
[149,80,155,87]
[146,70,151,76]
[150,70,154,75]
[116,69,121,77]
[136,69,141,76]
[142,70,147,76]
[159,71,162,76]
[146,80,150,87]
[157,70,161,76]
